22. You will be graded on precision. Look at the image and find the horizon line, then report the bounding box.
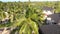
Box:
[0,0,60,2]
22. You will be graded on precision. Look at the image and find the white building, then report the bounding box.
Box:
[42,6,55,24]
[42,6,54,19]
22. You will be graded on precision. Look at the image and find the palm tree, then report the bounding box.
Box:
[0,2,45,34]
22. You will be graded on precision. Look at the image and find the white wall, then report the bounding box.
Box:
[43,10,53,19]
[43,10,53,15]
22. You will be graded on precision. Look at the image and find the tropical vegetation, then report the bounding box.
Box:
[0,1,60,34]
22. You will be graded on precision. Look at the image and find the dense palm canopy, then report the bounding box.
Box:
[0,1,60,34]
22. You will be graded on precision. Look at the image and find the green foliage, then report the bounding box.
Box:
[0,1,60,34]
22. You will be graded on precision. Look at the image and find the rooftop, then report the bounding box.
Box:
[48,13,60,23]
[42,6,54,11]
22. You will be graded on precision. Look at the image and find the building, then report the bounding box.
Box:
[39,13,60,34]
[39,6,60,34]
[46,13,60,25]
[42,6,54,19]
[39,24,60,34]
[42,6,54,15]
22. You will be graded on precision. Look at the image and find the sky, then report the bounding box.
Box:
[0,0,60,2]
